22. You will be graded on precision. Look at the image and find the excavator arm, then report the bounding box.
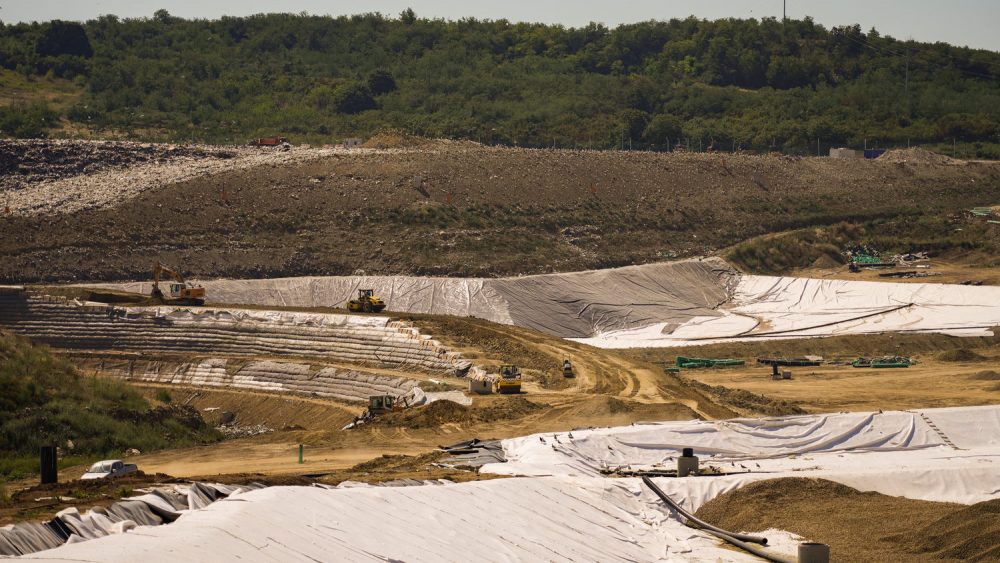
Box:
[150,262,205,305]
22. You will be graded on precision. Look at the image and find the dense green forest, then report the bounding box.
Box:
[1,9,999,155]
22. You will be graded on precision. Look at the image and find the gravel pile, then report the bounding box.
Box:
[217,423,274,438]
[878,147,960,165]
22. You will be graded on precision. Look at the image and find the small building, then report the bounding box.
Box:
[343,138,362,148]
[469,377,493,394]
[829,148,860,159]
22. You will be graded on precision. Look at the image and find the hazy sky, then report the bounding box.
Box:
[2,1,998,52]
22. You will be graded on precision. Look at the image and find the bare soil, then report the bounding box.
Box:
[2,142,998,282]
[695,477,1000,562]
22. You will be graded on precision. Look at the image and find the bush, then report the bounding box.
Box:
[0,331,220,479]
[155,388,173,403]
[0,101,59,137]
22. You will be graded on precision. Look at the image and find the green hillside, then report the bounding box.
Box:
[1,10,999,156]
[0,330,220,480]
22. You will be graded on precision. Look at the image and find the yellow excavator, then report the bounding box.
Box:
[150,262,206,306]
[347,289,386,313]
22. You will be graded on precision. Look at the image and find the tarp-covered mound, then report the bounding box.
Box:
[485,405,1000,507]
[576,274,1000,347]
[23,477,783,562]
[89,258,736,338]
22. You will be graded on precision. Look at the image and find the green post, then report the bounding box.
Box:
[298,444,304,464]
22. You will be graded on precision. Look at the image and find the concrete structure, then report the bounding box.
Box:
[829,147,860,159]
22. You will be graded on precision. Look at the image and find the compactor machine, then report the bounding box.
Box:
[347,289,386,313]
[348,395,406,427]
[150,262,205,305]
[495,365,523,394]
[562,358,575,378]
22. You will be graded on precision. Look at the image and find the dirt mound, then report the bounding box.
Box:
[362,131,433,149]
[971,370,1000,380]
[682,377,804,416]
[937,349,988,362]
[694,477,987,563]
[878,147,959,165]
[886,499,1000,560]
[108,404,210,430]
[372,397,546,429]
[477,397,547,422]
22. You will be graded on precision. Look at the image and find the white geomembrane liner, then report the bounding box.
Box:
[484,405,1000,506]
[575,274,1000,347]
[24,406,1000,562]
[86,260,1000,348]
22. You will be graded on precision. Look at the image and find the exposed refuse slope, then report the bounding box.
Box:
[2,141,999,282]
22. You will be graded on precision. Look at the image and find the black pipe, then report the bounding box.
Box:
[641,476,798,563]
[642,476,767,545]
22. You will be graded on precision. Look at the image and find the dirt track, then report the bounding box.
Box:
[2,141,998,282]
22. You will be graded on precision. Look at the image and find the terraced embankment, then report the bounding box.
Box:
[0,286,470,404]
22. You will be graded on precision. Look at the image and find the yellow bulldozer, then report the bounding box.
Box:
[347,395,406,428]
[347,289,386,313]
[495,364,523,394]
[150,262,205,305]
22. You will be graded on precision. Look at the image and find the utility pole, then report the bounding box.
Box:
[783,0,786,21]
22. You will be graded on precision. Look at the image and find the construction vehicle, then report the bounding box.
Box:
[150,262,206,305]
[347,289,386,313]
[347,395,406,428]
[562,358,575,378]
[247,136,289,147]
[495,365,523,394]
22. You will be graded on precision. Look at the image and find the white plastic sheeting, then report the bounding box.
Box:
[25,477,787,562]
[1,483,255,557]
[83,261,1000,347]
[483,405,1000,507]
[19,406,1000,562]
[575,274,1000,347]
[85,258,736,338]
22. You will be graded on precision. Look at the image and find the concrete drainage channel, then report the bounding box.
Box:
[0,286,475,407]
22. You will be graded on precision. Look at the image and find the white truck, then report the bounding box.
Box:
[80,459,138,480]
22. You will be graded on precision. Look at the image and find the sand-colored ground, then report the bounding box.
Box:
[679,356,999,413]
[796,259,1000,286]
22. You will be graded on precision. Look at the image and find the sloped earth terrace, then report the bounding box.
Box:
[0,286,472,405]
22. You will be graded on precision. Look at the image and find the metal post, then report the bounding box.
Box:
[40,446,58,484]
[298,444,304,464]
